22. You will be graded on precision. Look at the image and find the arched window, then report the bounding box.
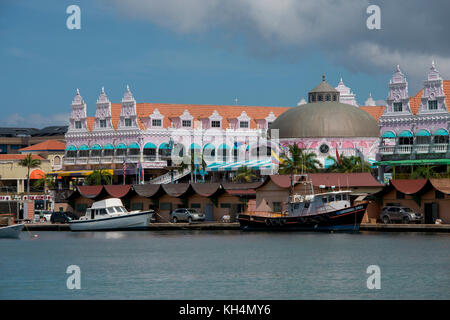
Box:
[326,94,331,101]
[318,94,323,101]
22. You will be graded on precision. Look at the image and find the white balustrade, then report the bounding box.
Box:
[414,144,429,154]
[396,145,412,154]
[432,144,448,153]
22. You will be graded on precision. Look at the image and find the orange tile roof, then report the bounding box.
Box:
[19,139,66,152]
[0,154,45,161]
[87,103,290,131]
[443,80,450,110]
[360,106,386,122]
[409,89,423,115]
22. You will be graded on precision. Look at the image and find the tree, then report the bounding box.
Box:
[279,144,322,175]
[19,154,41,196]
[233,166,257,183]
[410,166,437,179]
[85,169,113,185]
[33,173,56,190]
[326,154,372,173]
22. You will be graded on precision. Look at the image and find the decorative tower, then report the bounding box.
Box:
[94,87,113,130]
[418,61,447,114]
[365,93,376,106]
[385,65,412,115]
[335,78,358,106]
[308,74,340,103]
[297,97,307,106]
[119,85,138,129]
[68,88,88,132]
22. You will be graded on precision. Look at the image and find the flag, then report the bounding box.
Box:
[122,159,127,184]
[138,159,144,184]
[336,148,342,165]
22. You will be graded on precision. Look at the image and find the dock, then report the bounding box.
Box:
[21,222,450,232]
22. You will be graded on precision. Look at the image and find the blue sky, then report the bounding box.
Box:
[1,0,448,127]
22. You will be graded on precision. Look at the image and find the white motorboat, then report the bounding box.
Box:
[0,224,24,239]
[69,198,155,231]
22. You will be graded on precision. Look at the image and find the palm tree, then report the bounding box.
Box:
[19,154,41,196]
[85,169,113,185]
[233,166,257,183]
[326,154,372,173]
[33,173,56,190]
[279,144,322,175]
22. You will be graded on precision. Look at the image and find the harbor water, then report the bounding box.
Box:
[1,231,449,299]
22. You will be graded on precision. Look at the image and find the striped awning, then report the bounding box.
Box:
[206,159,273,172]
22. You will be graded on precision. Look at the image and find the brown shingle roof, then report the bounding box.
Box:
[390,179,427,194]
[0,154,45,161]
[429,179,450,195]
[104,185,132,198]
[268,173,382,189]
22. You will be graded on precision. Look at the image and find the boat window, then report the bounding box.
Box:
[100,209,107,215]
[304,202,310,209]
[107,207,115,214]
[322,197,328,203]
[336,194,342,201]
[115,206,124,213]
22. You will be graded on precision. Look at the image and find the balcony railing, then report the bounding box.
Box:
[379,146,395,155]
[432,144,448,153]
[396,145,412,154]
[64,157,76,165]
[100,156,113,164]
[76,157,88,165]
[414,144,429,154]
[88,157,101,164]
[114,156,126,163]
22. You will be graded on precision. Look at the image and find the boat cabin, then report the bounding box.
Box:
[82,198,129,220]
[288,191,352,216]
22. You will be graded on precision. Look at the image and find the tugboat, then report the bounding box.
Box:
[238,176,367,232]
[69,198,155,231]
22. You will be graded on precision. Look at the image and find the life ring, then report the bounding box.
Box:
[279,219,286,226]
[271,218,280,226]
[265,219,271,226]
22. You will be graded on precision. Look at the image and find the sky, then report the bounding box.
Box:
[1,0,449,128]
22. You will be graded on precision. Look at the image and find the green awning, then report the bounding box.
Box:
[398,130,413,137]
[66,145,77,151]
[116,143,127,149]
[90,144,101,150]
[374,159,450,166]
[433,128,449,136]
[103,144,114,150]
[218,144,229,150]
[415,129,431,137]
[159,142,170,150]
[78,145,89,151]
[203,143,215,150]
[381,131,396,138]
[128,142,140,149]
[190,143,201,150]
[144,142,156,149]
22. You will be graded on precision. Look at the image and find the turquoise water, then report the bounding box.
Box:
[0,231,449,299]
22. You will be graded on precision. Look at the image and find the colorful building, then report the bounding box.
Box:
[377,63,450,180]
[63,87,290,183]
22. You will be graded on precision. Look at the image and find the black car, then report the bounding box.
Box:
[50,212,72,224]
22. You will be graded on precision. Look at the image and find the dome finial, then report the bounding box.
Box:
[322,74,326,82]
[76,88,80,95]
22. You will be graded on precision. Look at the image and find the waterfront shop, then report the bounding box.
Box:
[62,182,261,222]
[377,178,450,223]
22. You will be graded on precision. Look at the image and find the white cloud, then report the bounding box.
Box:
[106,0,450,88]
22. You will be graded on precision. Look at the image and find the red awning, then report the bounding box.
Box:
[77,185,104,199]
[162,183,192,197]
[133,184,163,198]
[191,183,221,197]
[104,185,132,198]
[30,169,45,179]
[390,179,427,194]
[429,179,450,195]
[226,189,256,195]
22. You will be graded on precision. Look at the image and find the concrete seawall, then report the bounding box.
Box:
[21,222,450,233]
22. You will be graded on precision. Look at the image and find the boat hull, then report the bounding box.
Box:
[0,224,24,239]
[238,203,368,232]
[69,211,153,231]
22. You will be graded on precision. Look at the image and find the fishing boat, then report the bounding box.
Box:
[0,224,24,239]
[238,176,367,232]
[69,198,155,231]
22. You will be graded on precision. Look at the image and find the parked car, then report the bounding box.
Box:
[170,208,205,223]
[50,212,72,224]
[381,205,422,224]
